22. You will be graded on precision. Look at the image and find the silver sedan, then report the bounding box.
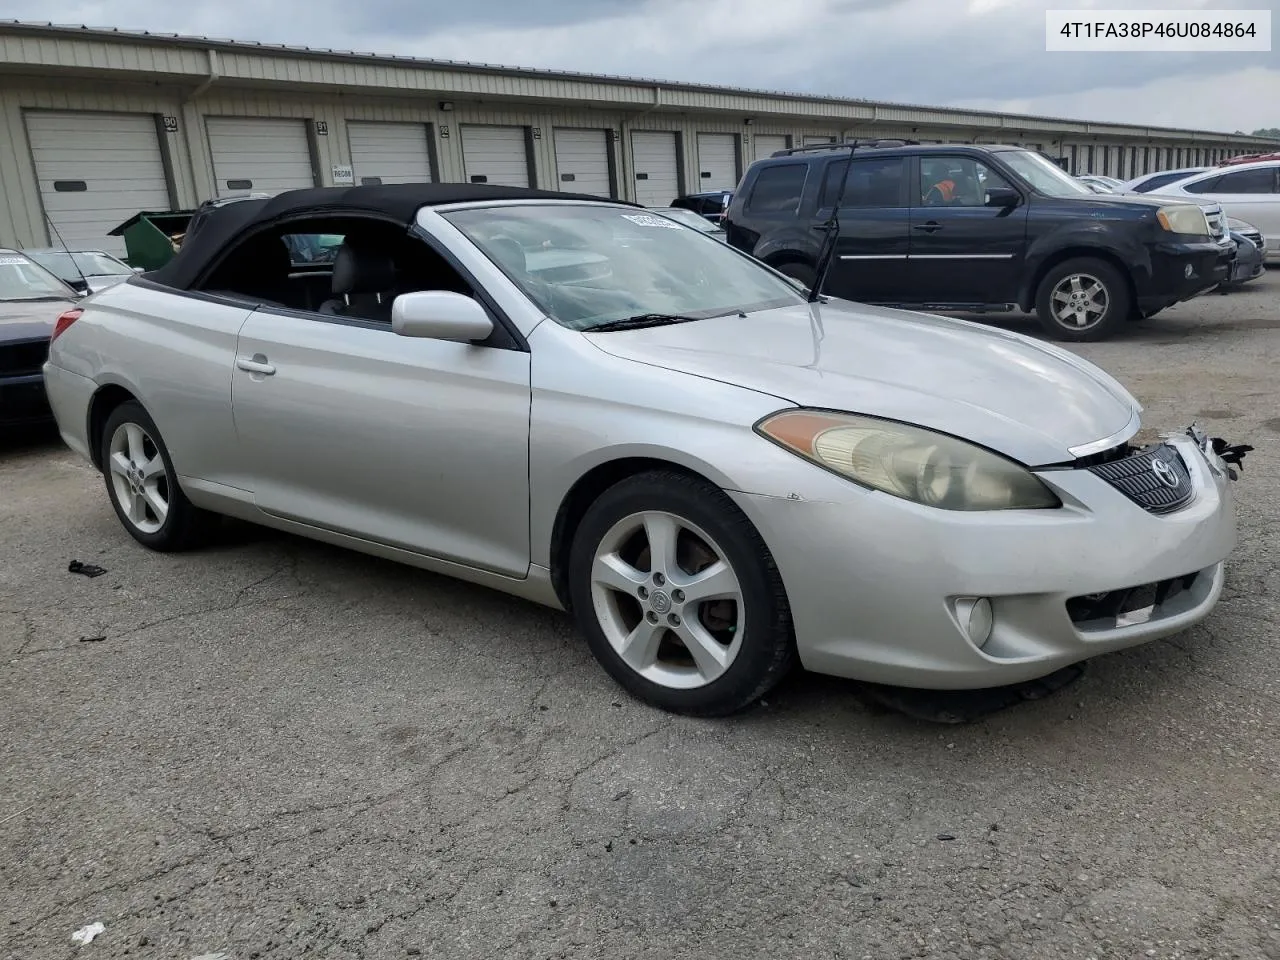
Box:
[42,185,1243,716]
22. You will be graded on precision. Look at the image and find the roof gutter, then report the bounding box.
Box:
[186,49,220,101]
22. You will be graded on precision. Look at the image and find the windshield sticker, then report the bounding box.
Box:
[0,257,29,265]
[620,214,682,229]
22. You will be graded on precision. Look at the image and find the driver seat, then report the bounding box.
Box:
[318,239,400,322]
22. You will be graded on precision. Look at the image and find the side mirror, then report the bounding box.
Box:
[133,266,145,274]
[985,187,1020,208]
[391,290,494,343]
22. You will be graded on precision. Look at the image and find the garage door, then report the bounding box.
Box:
[631,131,680,206]
[461,125,530,188]
[553,128,612,197]
[25,111,172,256]
[753,135,789,162]
[696,134,738,191]
[206,117,316,197]
[347,121,434,185]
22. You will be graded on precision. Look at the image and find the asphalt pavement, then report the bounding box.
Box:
[3,272,1278,960]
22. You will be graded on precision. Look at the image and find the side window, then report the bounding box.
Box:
[1181,174,1222,194]
[1202,168,1277,194]
[200,217,473,322]
[918,157,1008,207]
[283,233,345,265]
[822,157,907,207]
[744,164,808,215]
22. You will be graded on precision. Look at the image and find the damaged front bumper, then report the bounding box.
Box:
[732,421,1249,690]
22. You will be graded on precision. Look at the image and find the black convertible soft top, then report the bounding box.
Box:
[146,182,632,290]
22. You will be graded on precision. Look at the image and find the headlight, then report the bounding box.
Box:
[1156,204,1209,236]
[756,410,1061,511]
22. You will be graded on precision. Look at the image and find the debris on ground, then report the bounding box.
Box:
[854,663,1086,724]
[78,635,107,643]
[71,922,105,944]
[67,560,108,578]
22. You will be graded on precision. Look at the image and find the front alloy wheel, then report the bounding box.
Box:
[590,510,745,690]
[1034,256,1130,342]
[1049,273,1108,331]
[568,470,796,716]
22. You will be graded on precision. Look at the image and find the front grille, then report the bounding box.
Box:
[1088,443,1193,514]
[1239,229,1264,249]
[0,338,48,376]
[1067,571,1201,627]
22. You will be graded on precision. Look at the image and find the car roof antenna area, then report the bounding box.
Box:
[43,213,91,292]
[808,143,858,304]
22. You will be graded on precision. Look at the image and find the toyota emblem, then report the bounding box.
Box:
[1151,458,1179,488]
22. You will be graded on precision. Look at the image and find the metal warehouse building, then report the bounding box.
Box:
[2,19,1278,256]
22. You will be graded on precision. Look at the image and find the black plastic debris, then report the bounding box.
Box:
[936,834,956,841]
[854,663,1086,724]
[78,635,106,643]
[68,560,108,578]
[1210,437,1253,480]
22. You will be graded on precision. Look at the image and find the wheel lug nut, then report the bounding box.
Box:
[668,614,680,626]
[638,586,648,599]
[646,611,658,623]
[653,572,665,586]
[672,589,685,603]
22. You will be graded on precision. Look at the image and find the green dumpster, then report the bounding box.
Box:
[107,210,195,270]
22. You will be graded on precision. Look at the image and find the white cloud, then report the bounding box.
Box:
[954,65,1280,133]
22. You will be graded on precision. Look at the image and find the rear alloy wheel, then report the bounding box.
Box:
[101,401,213,551]
[1034,257,1130,342]
[568,470,795,716]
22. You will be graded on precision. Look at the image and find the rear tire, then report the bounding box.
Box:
[101,401,214,552]
[567,470,796,717]
[1034,257,1131,342]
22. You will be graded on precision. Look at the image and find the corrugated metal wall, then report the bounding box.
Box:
[0,72,1267,249]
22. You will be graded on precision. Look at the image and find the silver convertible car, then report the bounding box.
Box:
[42,184,1247,716]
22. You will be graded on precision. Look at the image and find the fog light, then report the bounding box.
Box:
[955,597,994,649]
[1185,264,1195,278]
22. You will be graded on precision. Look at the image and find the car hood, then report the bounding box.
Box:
[0,298,75,342]
[585,299,1141,466]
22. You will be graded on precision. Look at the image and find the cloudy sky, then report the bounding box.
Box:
[8,0,1277,133]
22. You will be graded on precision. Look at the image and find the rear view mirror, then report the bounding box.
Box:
[985,187,1020,208]
[392,290,494,343]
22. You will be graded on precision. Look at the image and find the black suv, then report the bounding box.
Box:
[722,141,1233,341]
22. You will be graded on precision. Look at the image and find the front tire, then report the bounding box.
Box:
[1034,257,1131,342]
[101,401,214,552]
[567,470,796,716]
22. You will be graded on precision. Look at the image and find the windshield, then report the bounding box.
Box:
[998,150,1094,198]
[0,254,76,301]
[442,204,804,331]
[27,250,129,280]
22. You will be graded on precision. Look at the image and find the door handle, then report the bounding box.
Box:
[913,222,942,233]
[236,356,276,376]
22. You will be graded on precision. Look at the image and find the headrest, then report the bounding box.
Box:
[331,240,398,296]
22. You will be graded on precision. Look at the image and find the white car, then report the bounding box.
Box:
[1122,167,1209,195]
[1158,160,1280,261]
[1077,175,1125,194]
